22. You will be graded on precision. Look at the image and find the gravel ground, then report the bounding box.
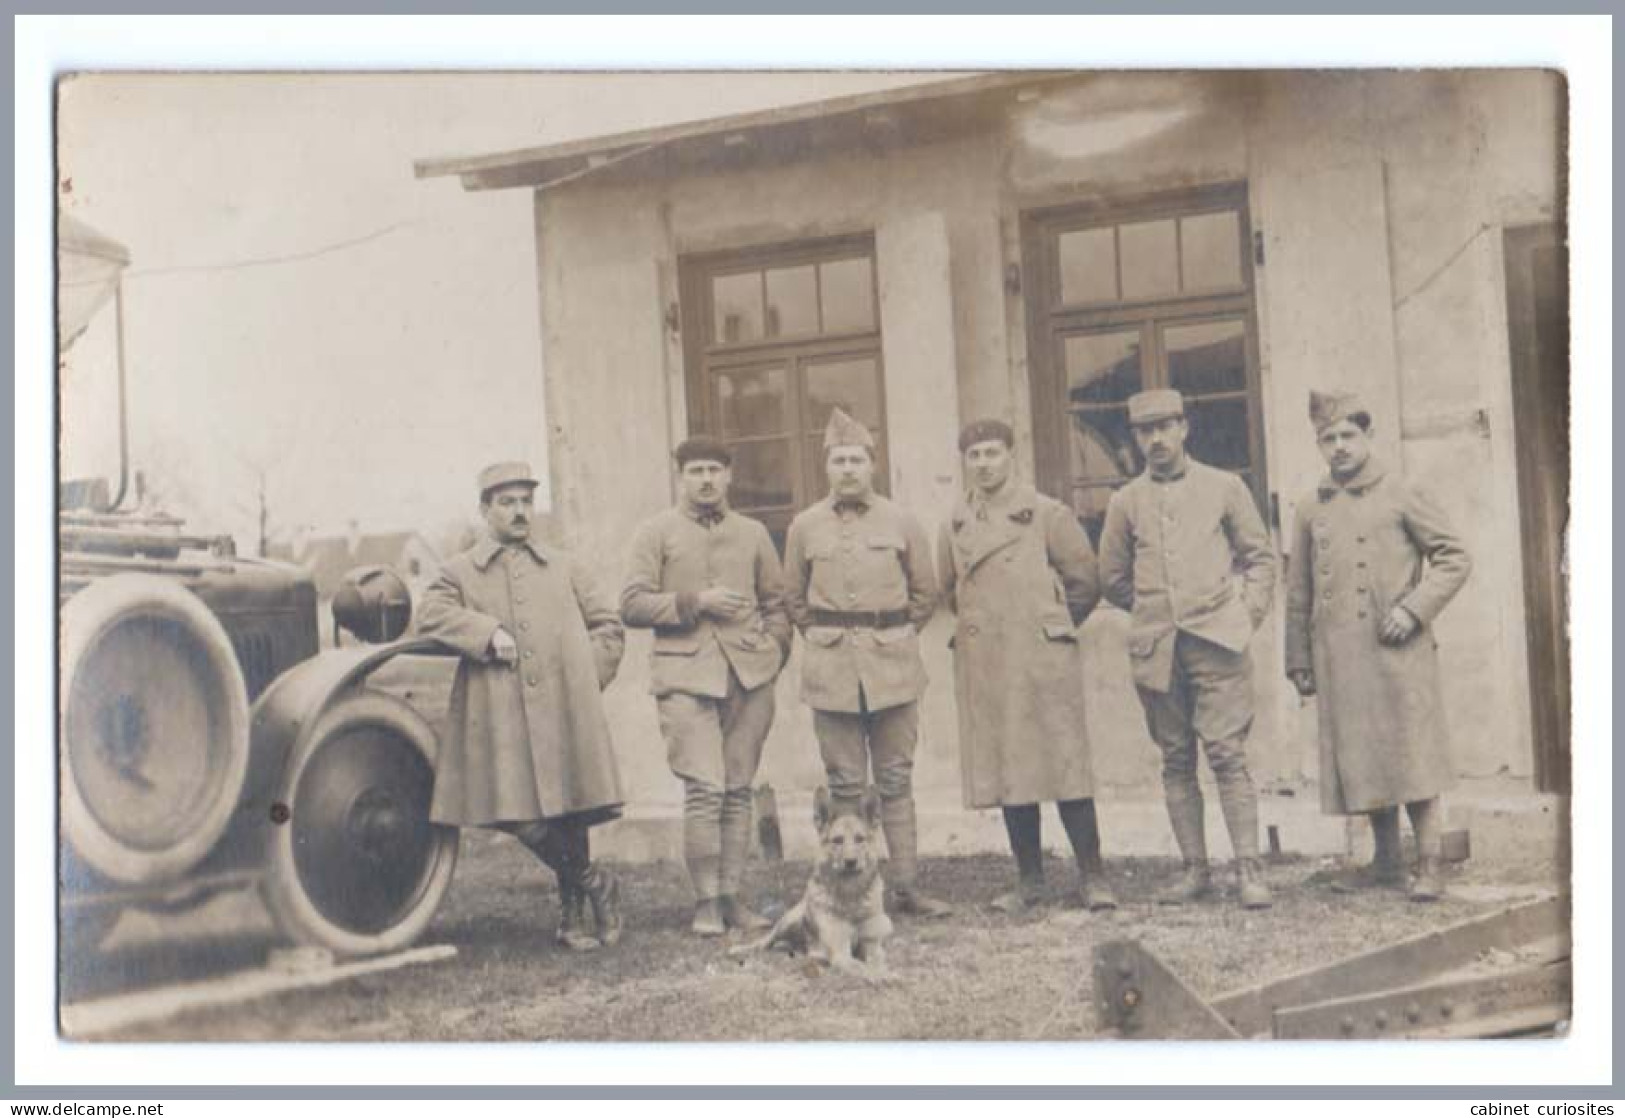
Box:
[67,829,1560,1043]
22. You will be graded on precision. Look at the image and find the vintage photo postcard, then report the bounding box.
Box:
[56,69,1569,1044]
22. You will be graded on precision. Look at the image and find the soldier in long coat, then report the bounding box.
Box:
[418,461,626,950]
[1099,389,1278,909]
[620,436,791,937]
[784,407,951,918]
[1285,391,1472,901]
[937,418,1116,913]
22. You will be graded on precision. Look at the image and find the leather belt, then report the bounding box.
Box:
[808,608,910,629]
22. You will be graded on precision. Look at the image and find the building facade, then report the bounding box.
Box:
[419,71,1568,815]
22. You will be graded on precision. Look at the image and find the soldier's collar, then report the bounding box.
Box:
[471,533,553,569]
[828,493,873,515]
[957,482,1036,529]
[1317,456,1387,500]
[680,500,730,528]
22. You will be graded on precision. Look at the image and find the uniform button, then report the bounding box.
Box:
[1357,536,1366,543]
[1358,612,1367,619]
[516,596,526,604]
[527,676,539,687]
[1323,590,1333,600]
[520,622,531,631]
[966,625,979,636]
[848,593,857,602]
[524,650,534,659]
[1319,567,1330,576]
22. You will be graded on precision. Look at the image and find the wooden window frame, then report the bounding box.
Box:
[678,233,886,540]
[1021,183,1270,523]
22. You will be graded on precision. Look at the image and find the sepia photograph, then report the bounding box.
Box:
[54,66,1571,1049]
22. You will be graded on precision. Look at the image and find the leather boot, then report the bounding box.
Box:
[991,805,1046,913]
[1156,792,1212,905]
[1362,808,1406,887]
[580,863,623,946]
[555,887,599,952]
[691,897,725,937]
[880,797,953,917]
[1409,856,1445,902]
[718,895,771,932]
[1058,798,1118,911]
[1235,857,1274,910]
[1217,773,1272,909]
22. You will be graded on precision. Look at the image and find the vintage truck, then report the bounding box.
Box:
[58,214,458,959]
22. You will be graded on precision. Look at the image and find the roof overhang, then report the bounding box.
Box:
[414,71,1079,193]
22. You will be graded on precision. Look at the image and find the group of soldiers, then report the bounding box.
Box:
[417,386,1472,951]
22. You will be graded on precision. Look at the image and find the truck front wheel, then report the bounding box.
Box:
[262,690,458,958]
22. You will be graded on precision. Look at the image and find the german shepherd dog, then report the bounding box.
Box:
[730,786,893,977]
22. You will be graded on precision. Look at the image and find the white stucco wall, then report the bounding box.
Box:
[526,70,1561,818]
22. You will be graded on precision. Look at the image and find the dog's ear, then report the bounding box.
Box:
[861,786,883,830]
[814,785,833,831]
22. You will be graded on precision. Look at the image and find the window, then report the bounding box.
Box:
[1022,184,1266,543]
[679,235,885,544]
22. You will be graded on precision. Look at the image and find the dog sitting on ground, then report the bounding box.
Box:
[729,786,893,977]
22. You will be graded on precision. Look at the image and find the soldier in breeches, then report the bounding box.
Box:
[938,418,1117,914]
[784,408,952,918]
[1285,391,1472,901]
[418,461,626,951]
[1098,390,1279,909]
[620,437,791,937]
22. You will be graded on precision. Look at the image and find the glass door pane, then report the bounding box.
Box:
[1160,318,1253,475]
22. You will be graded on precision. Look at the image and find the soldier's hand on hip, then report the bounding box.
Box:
[1377,605,1421,646]
[1288,669,1316,698]
[698,586,753,619]
[488,627,519,665]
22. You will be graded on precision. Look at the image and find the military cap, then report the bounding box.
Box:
[478,460,540,499]
[1126,389,1186,427]
[1309,389,1370,434]
[823,406,876,451]
[957,417,1015,453]
[674,436,732,467]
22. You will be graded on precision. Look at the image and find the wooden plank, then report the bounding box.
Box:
[60,943,457,1038]
[1212,895,1567,1037]
[1272,959,1570,1040]
[1093,939,1242,1040]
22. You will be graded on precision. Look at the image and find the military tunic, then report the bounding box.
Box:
[1098,459,1276,742]
[418,535,625,827]
[1284,458,1472,814]
[938,482,1101,808]
[783,494,937,714]
[620,505,790,787]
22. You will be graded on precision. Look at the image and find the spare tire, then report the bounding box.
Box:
[60,573,251,885]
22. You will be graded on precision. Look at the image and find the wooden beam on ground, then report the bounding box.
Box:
[61,943,457,1038]
[1212,894,1567,1037]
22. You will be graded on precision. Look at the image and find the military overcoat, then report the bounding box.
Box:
[783,494,937,713]
[938,483,1101,809]
[417,534,625,827]
[1284,458,1471,814]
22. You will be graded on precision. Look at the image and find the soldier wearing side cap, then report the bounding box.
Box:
[620,436,791,937]
[1285,391,1472,902]
[1098,390,1278,909]
[418,461,627,951]
[783,408,952,918]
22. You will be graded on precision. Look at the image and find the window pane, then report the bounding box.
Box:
[764,265,818,338]
[727,439,794,510]
[1180,211,1243,291]
[1119,219,1178,300]
[1184,396,1253,472]
[1064,330,1143,407]
[712,272,763,344]
[819,257,875,333]
[1069,408,1139,488]
[1058,226,1117,305]
[1165,319,1247,396]
[804,356,882,434]
[714,366,787,438]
